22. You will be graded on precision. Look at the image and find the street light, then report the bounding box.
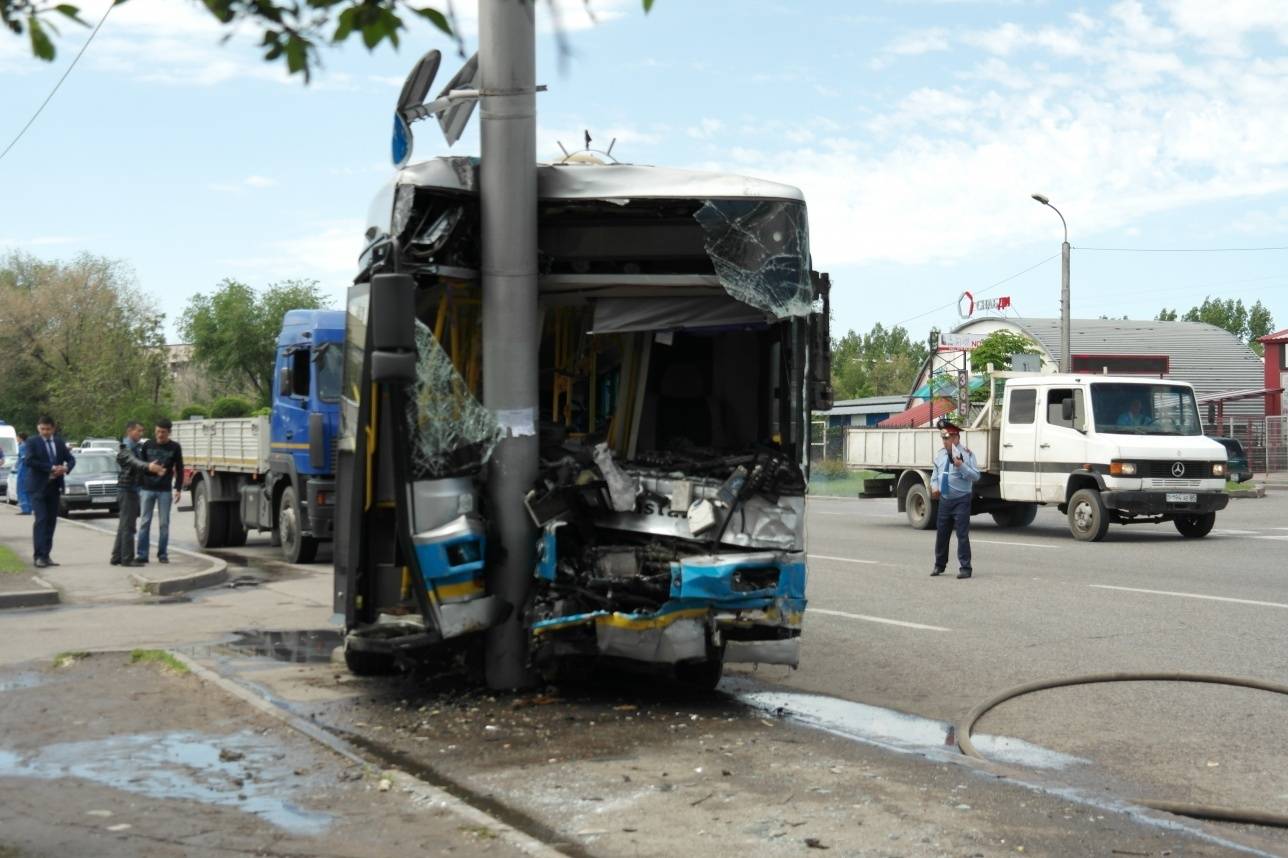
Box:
[1031,193,1071,373]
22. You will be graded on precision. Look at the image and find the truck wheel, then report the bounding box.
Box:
[1067,489,1109,542]
[1174,512,1215,538]
[905,483,937,530]
[991,503,1037,528]
[343,640,397,676]
[675,656,724,692]
[194,480,227,548]
[279,486,318,563]
[224,513,248,548]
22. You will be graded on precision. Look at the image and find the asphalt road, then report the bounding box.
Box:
[751,491,1288,822]
[158,491,1288,830]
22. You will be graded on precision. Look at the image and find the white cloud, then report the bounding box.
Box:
[208,175,279,193]
[1162,0,1288,56]
[886,28,952,56]
[216,219,365,283]
[690,3,1288,270]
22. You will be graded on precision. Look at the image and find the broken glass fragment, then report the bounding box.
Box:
[406,320,502,477]
[693,199,814,318]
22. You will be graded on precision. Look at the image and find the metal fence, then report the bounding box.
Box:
[810,418,845,465]
[1203,415,1288,475]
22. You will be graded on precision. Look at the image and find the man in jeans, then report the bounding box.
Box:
[136,418,185,565]
[113,422,163,567]
[929,419,981,579]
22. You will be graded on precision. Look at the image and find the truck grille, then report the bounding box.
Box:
[1145,478,1201,489]
[1135,461,1212,478]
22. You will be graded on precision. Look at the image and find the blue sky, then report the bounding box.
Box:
[3,0,1288,344]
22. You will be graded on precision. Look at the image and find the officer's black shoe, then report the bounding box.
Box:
[930,567,945,577]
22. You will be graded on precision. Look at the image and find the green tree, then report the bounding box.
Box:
[179,278,330,406]
[830,323,928,400]
[0,251,170,439]
[3,0,656,81]
[969,330,1041,375]
[1162,296,1276,356]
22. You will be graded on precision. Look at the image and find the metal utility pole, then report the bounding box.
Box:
[480,0,538,690]
[1031,194,1071,373]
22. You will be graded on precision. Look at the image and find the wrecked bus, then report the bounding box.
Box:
[335,154,833,686]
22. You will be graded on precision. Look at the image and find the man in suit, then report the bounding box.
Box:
[22,416,76,568]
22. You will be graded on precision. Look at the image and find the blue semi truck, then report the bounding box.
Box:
[176,309,344,562]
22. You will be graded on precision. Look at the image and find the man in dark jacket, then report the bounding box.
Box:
[112,421,164,567]
[136,418,185,564]
[22,416,76,568]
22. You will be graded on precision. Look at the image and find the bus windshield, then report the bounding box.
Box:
[1090,382,1202,436]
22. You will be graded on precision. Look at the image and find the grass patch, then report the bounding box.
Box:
[52,651,91,669]
[0,544,24,575]
[458,825,499,840]
[810,468,880,498]
[1226,480,1259,493]
[129,649,189,674]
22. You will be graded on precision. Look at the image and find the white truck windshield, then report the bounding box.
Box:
[1091,382,1202,436]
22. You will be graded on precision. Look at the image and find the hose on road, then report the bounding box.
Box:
[956,672,1288,829]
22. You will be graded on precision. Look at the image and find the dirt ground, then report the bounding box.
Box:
[221,649,1273,858]
[0,653,533,858]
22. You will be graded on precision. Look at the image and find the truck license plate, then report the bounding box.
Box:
[1166,492,1197,503]
[92,496,115,504]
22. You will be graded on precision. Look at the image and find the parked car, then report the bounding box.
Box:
[79,437,119,452]
[2,462,14,502]
[0,424,17,498]
[59,450,121,516]
[1210,437,1253,483]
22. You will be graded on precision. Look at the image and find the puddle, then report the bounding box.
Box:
[0,672,45,693]
[725,679,1087,771]
[0,730,330,834]
[222,629,344,664]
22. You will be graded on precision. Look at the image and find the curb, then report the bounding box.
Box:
[0,574,60,609]
[62,516,230,595]
[1227,484,1267,499]
[169,651,571,858]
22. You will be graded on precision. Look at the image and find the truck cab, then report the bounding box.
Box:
[997,375,1229,540]
[264,309,346,559]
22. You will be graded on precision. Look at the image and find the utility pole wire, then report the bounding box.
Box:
[0,2,117,165]
[893,253,1059,328]
[1078,245,1288,253]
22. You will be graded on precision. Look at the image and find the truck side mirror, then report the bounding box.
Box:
[278,366,292,398]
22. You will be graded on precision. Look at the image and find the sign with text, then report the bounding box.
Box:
[958,291,1012,318]
[937,332,984,351]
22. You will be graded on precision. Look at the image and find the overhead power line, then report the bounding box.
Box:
[0,2,116,165]
[893,253,1058,328]
[1077,245,1288,253]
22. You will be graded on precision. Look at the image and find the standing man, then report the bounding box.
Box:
[22,416,76,568]
[14,432,32,515]
[136,418,184,565]
[930,419,980,580]
[112,421,163,567]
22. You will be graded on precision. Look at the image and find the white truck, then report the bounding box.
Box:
[844,373,1231,541]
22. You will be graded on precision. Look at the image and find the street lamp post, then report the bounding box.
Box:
[1031,193,1071,373]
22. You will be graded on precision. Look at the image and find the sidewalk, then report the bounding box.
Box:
[0,505,332,667]
[0,508,226,606]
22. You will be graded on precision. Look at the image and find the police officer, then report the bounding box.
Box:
[930,419,980,579]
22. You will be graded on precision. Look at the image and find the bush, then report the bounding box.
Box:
[210,396,253,418]
[178,403,208,420]
[814,459,850,480]
[252,406,272,417]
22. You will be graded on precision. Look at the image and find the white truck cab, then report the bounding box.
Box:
[997,375,1229,540]
[844,373,1231,541]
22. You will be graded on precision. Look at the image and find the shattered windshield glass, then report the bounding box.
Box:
[693,199,813,318]
[407,320,503,477]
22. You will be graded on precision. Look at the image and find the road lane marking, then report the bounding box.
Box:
[972,539,1057,549]
[1090,584,1288,610]
[808,554,881,565]
[1252,535,1288,541]
[1214,529,1261,535]
[810,608,951,632]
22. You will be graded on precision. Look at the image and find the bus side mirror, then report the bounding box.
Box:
[809,271,833,412]
[370,272,417,384]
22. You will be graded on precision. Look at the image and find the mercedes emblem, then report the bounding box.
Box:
[1171,461,1186,477]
